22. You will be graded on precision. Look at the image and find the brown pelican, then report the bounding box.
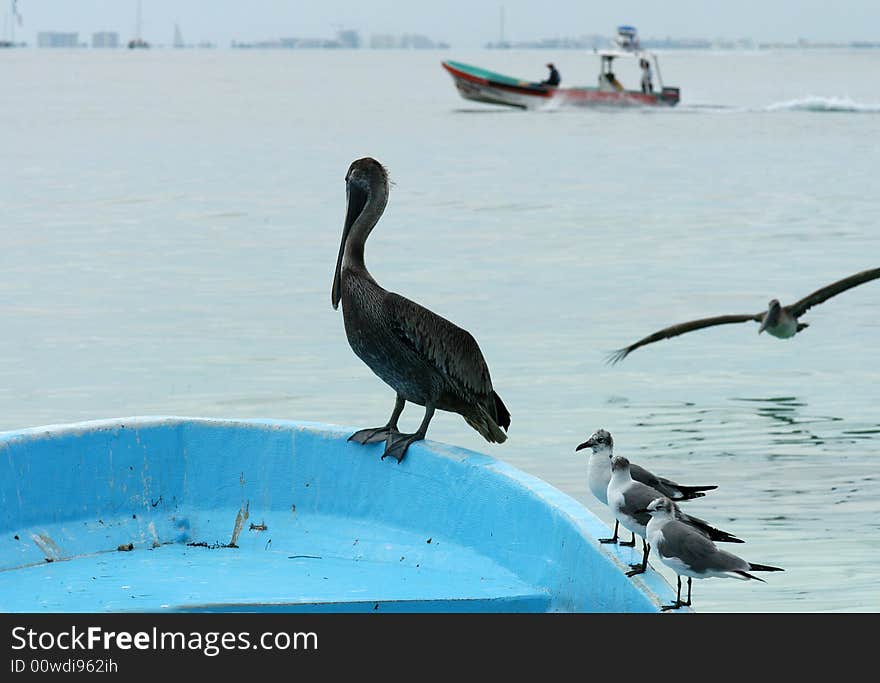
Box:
[331,157,510,462]
[608,267,880,363]
[640,497,783,611]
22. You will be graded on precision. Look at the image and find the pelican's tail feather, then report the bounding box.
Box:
[464,394,510,444]
[493,391,511,431]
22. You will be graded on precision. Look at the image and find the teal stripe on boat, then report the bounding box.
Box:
[445,61,530,87]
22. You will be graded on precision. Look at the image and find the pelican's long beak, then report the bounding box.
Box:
[332,181,368,310]
[575,438,595,452]
[758,315,768,334]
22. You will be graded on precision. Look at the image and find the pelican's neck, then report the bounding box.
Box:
[343,184,388,273]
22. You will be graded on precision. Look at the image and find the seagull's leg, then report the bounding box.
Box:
[599,520,620,544]
[619,531,636,548]
[662,575,684,611]
[382,404,435,463]
[348,394,405,445]
[626,539,650,577]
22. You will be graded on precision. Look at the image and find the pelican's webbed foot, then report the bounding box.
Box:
[349,395,406,446]
[348,426,400,445]
[381,432,425,463]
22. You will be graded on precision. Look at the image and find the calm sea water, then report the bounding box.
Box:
[2,48,879,612]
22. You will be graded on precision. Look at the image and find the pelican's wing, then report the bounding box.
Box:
[385,292,495,400]
[607,313,762,364]
[787,267,880,318]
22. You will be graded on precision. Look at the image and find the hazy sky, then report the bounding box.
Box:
[6,1,879,47]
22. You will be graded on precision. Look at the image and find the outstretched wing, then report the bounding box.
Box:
[607,313,762,364]
[384,292,495,401]
[786,267,880,318]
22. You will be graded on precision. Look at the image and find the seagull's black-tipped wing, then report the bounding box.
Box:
[607,313,763,364]
[786,267,880,318]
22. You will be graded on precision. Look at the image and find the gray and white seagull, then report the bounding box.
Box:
[606,456,742,578]
[608,267,880,363]
[576,429,718,546]
[640,497,784,611]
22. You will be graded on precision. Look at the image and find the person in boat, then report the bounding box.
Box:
[604,71,623,91]
[640,58,654,93]
[541,63,560,87]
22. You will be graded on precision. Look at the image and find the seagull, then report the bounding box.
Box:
[332,157,510,462]
[576,429,717,545]
[606,456,742,577]
[608,267,880,363]
[640,497,784,611]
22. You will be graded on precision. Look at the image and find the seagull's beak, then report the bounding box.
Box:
[634,507,650,515]
[575,438,595,452]
[332,181,368,310]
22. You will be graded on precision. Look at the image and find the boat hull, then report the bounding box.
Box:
[442,60,680,109]
[0,417,682,612]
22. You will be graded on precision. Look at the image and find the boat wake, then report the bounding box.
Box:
[762,95,880,113]
[453,96,880,115]
[677,96,880,115]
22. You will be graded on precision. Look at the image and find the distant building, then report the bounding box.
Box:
[370,33,450,49]
[92,31,119,48]
[37,32,79,48]
[336,30,360,48]
[370,34,397,49]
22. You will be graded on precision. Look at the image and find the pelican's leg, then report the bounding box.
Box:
[348,394,405,445]
[382,404,435,463]
[599,520,620,544]
[662,575,684,611]
[619,531,636,548]
[684,577,692,607]
[626,539,650,577]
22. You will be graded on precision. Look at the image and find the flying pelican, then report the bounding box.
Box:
[639,497,784,611]
[331,157,510,462]
[608,267,880,363]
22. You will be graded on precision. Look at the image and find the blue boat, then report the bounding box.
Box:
[0,418,682,612]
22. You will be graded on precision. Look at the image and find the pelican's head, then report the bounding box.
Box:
[609,455,631,475]
[576,429,614,457]
[758,298,782,334]
[332,157,390,310]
